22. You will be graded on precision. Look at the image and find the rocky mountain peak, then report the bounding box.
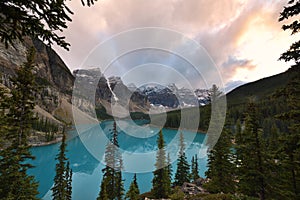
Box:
[0,37,75,124]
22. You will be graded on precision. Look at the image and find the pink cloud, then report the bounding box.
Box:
[53,0,291,85]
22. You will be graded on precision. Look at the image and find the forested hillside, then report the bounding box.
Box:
[154,66,297,134]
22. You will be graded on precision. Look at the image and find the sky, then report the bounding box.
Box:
[54,0,299,90]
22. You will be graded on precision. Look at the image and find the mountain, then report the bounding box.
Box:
[0,37,152,123]
[194,89,210,106]
[224,80,246,93]
[138,84,179,108]
[73,69,150,118]
[0,37,75,124]
[136,83,210,108]
[72,71,210,118]
[226,67,297,106]
[3,37,291,125]
[151,67,298,131]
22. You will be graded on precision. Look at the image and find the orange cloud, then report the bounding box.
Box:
[53,0,295,86]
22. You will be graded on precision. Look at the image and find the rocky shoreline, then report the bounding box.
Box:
[30,136,62,147]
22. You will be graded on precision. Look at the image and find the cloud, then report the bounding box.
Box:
[220,55,256,81]
[53,0,294,87]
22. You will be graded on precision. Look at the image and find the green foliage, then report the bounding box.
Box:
[166,153,173,190]
[276,1,300,198]
[95,105,113,120]
[98,121,124,200]
[99,178,109,200]
[115,168,125,200]
[201,193,236,200]
[206,85,225,149]
[0,0,96,50]
[0,48,39,199]
[52,131,72,200]
[35,77,52,86]
[0,76,9,147]
[32,115,59,142]
[150,69,299,199]
[188,193,259,200]
[272,70,300,199]
[80,0,97,7]
[151,130,171,198]
[146,3,300,199]
[235,102,274,200]
[151,86,220,132]
[129,112,150,121]
[169,186,185,200]
[151,109,181,129]
[66,162,72,200]
[191,154,200,182]
[174,132,190,186]
[205,128,235,194]
[151,105,209,131]
[226,70,294,107]
[279,0,300,66]
[126,174,140,200]
[0,0,72,49]
[205,88,300,199]
[208,84,223,103]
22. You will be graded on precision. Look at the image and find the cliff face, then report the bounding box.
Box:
[73,69,150,118]
[0,37,75,124]
[0,38,74,93]
[31,39,74,94]
[1,38,209,123]
[0,39,150,123]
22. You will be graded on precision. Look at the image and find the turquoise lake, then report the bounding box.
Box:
[28,120,208,200]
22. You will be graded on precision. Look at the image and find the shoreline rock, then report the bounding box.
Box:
[30,137,62,147]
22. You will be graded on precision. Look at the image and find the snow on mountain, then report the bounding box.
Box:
[127,83,137,92]
[139,84,166,94]
[136,83,210,108]
[73,69,210,113]
[107,77,119,102]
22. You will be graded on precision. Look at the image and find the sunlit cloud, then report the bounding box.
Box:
[53,0,297,88]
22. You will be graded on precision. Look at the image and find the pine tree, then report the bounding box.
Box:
[98,140,116,200]
[206,84,224,149]
[274,2,300,198]
[279,0,300,67]
[234,118,244,176]
[98,121,124,200]
[174,132,190,186]
[205,128,235,194]
[268,122,279,152]
[235,119,242,141]
[52,130,72,200]
[99,178,109,200]
[151,130,171,198]
[126,174,140,200]
[66,162,72,200]
[273,71,300,199]
[191,154,200,182]
[191,156,195,180]
[235,102,272,200]
[0,0,97,50]
[166,153,173,191]
[0,75,9,147]
[115,159,124,200]
[0,48,39,200]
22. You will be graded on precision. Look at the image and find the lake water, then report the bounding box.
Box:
[28,120,207,200]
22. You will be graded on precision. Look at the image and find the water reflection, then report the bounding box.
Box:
[28,121,207,200]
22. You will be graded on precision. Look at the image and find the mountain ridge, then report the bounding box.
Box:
[226,67,296,106]
[1,37,294,125]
